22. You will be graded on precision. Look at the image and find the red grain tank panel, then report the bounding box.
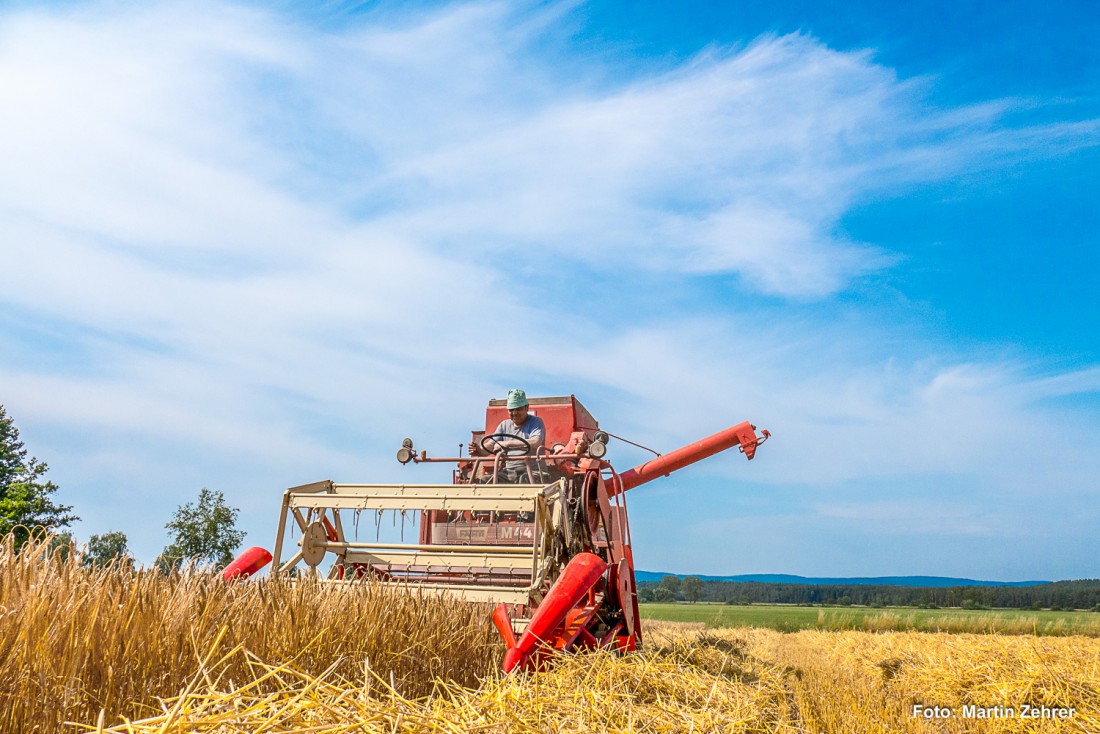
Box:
[484,394,598,448]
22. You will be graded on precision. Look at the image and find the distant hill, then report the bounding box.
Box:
[635,571,1050,587]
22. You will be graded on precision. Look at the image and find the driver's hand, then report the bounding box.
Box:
[467,441,480,456]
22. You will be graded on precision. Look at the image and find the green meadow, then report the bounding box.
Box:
[639,602,1100,636]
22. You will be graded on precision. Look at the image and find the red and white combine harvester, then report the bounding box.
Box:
[224,395,768,672]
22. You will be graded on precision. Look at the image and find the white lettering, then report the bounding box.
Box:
[1019,705,1075,719]
[912,705,951,719]
[962,705,1015,718]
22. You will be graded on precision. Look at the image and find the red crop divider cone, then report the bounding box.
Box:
[222,547,272,581]
[499,552,608,673]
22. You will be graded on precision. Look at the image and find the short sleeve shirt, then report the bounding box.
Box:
[493,414,546,471]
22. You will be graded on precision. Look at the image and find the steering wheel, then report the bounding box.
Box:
[480,432,532,457]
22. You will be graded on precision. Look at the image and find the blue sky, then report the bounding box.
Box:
[1,0,1097,580]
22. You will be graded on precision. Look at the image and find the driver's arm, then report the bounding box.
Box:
[530,423,545,454]
[468,422,509,456]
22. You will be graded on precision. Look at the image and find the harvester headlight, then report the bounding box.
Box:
[593,431,610,445]
[397,447,414,464]
[588,440,607,459]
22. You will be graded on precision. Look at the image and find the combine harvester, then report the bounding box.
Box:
[224,394,768,672]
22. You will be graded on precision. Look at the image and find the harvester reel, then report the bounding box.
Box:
[301,520,330,567]
[480,432,532,457]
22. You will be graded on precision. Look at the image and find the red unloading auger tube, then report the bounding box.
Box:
[499,552,608,674]
[613,420,769,494]
[222,546,272,581]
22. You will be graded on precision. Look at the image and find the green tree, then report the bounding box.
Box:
[84,530,131,569]
[652,587,677,603]
[0,404,78,548]
[157,488,245,571]
[659,575,682,599]
[682,575,704,603]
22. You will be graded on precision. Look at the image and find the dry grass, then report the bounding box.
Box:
[62,624,1100,733]
[5,535,1100,733]
[74,642,803,733]
[749,627,1100,733]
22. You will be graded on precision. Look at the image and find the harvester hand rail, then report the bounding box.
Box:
[412,453,584,463]
[320,541,533,554]
[321,482,556,494]
[286,482,563,513]
[290,495,538,512]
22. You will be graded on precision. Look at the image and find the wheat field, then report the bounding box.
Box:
[0,534,499,732]
[2,536,1098,733]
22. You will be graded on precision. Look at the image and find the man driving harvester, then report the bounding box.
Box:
[467,388,547,483]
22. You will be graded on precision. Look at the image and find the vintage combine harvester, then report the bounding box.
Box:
[224,394,768,672]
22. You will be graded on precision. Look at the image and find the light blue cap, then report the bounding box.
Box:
[506,388,529,409]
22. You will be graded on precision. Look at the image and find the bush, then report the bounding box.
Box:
[652,588,677,603]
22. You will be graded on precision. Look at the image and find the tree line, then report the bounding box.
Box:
[1,403,243,570]
[638,576,1100,611]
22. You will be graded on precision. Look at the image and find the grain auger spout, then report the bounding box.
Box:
[222,392,769,673]
[613,420,770,494]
